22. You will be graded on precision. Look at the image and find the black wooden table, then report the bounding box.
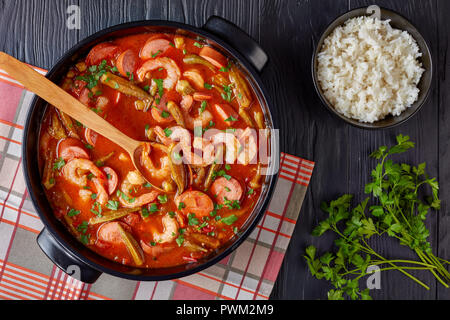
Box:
[0,0,449,300]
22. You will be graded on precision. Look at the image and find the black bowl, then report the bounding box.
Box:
[312,7,433,129]
[23,17,279,283]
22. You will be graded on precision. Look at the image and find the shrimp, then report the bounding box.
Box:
[165,99,213,131]
[119,171,160,208]
[207,131,241,164]
[153,214,179,244]
[140,143,172,180]
[136,57,181,90]
[154,126,215,166]
[183,109,214,131]
[237,127,258,165]
[62,159,109,205]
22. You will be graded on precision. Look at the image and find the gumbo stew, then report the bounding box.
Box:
[39,32,268,268]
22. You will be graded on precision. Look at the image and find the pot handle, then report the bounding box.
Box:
[203,16,268,72]
[37,228,101,283]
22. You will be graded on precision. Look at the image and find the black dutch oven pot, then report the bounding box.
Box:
[23,16,279,283]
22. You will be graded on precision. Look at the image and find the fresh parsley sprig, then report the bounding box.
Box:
[305,135,450,300]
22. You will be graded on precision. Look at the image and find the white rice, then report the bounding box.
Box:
[317,16,425,123]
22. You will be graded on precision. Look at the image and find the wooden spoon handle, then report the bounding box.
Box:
[0,51,140,153]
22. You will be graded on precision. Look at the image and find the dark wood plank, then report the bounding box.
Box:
[257,0,353,300]
[167,0,260,39]
[346,0,441,300]
[78,0,167,39]
[0,0,80,69]
[436,0,450,301]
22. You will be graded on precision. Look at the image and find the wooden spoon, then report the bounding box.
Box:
[0,51,160,190]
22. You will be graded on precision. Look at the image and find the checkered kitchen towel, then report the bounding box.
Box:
[0,64,314,300]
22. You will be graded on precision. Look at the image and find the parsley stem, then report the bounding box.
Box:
[394,202,412,229]
[415,249,449,288]
[370,260,436,268]
[436,257,450,265]
[361,238,431,290]
[333,227,432,289]
[353,266,436,282]
[425,252,450,282]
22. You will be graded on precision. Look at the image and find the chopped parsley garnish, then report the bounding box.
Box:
[168,211,176,218]
[75,60,113,89]
[85,143,94,150]
[161,111,170,118]
[202,120,215,133]
[143,85,150,92]
[141,208,150,218]
[53,157,65,171]
[213,169,232,181]
[223,197,241,210]
[247,188,254,195]
[68,208,80,217]
[221,85,233,102]
[198,222,208,230]
[90,202,102,217]
[149,203,159,213]
[151,50,161,58]
[116,190,135,203]
[225,164,231,171]
[153,79,164,98]
[143,182,152,188]
[90,193,97,200]
[183,49,187,55]
[224,115,238,122]
[106,200,119,211]
[200,100,207,114]
[193,42,204,48]
[219,62,232,72]
[164,128,172,137]
[204,83,213,90]
[158,194,168,204]
[224,187,231,192]
[220,214,238,225]
[80,234,90,245]
[77,221,89,234]
[95,160,105,167]
[178,202,186,210]
[188,213,199,226]
[176,234,185,247]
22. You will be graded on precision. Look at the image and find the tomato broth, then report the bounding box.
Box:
[39,32,268,268]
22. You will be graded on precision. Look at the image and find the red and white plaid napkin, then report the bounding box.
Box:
[0,64,314,300]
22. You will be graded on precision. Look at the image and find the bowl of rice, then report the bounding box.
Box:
[312,7,432,129]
